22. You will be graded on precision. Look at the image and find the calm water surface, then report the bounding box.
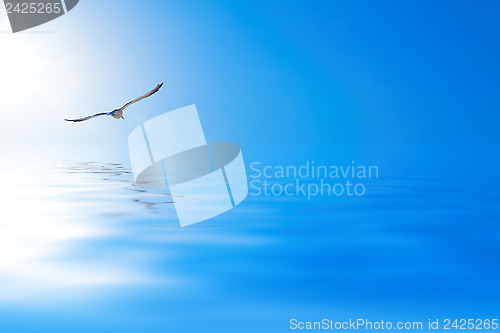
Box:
[0,144,498,332]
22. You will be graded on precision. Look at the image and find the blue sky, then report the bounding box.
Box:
[1,0,499,154]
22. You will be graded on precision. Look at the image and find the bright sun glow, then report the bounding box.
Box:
[0,34,81,144]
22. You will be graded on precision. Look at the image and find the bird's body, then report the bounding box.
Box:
[110,109,124,119]
[65,83,163,122]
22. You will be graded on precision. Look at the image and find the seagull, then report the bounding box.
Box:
[65,83,164,122]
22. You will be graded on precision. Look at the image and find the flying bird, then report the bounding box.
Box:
[65,83,164,122]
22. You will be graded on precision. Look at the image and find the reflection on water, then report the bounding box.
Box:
[0,158,181,303]
[0,145,499,332]
[60,161,175,213]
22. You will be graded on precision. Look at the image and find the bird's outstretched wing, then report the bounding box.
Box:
[64,112,109,122]
[118,83,164,112]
